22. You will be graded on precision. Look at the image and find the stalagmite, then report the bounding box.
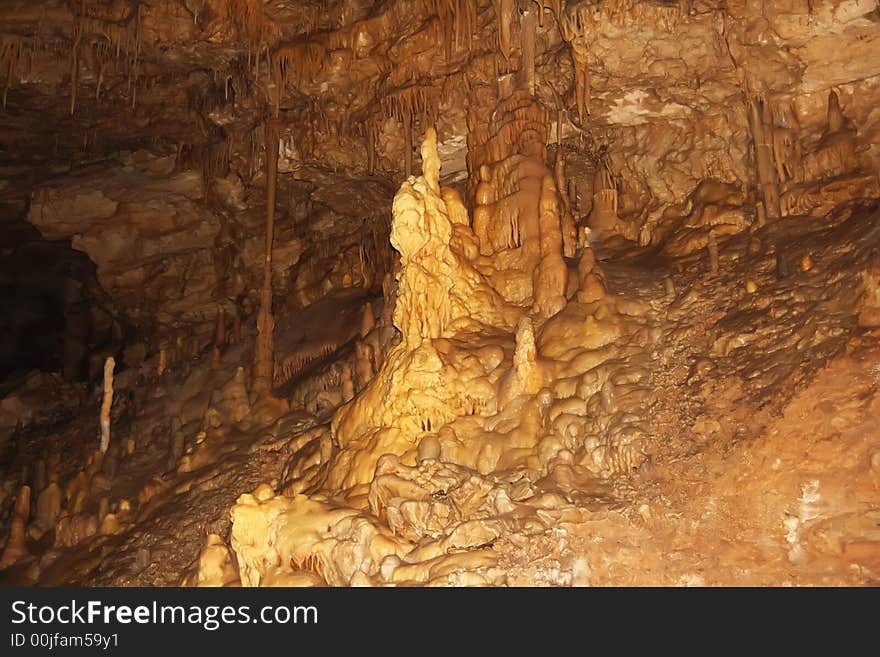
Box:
[577,245,606,303]
[34,482,63,537]
[70,20,81,116]
[167,418,185,472]
[798,90,860,183]
[188,534,240,587]
[361,302,376,337]
[534,173,568,317]
[510,317,543,397]
[341,364,355,402]
[217,367,251,425]
[355,341,375,390]
[100,356,115,453]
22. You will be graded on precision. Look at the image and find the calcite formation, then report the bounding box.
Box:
[222,128,658,585]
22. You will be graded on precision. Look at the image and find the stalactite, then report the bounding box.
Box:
[380,84,440,126]
[224,0,277,54]
[770,100,802,187]
[68,1,143,110]
[380,85,439,177]
[366,121,376,173]
[130,66,138,110]
[521,9,537,95]
[588,159,619,232]
[578,0,683,30]
[1,35,27,108]
[271,41,326,114]
[203,137,232,192]
[747,95,781,220]
[253,121,279,396]
[558,5,592,123]
[70,20,82,115]
[94,39,108,100]
[430,0,479,60]
[493,0,516,62]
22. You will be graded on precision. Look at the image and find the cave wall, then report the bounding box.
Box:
[1,0,878,369]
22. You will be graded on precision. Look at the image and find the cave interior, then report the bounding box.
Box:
[1,0,879,586]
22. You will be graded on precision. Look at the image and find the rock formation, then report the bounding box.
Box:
[0,0,878,591]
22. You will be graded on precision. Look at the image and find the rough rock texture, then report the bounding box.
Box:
[0,0,879,588]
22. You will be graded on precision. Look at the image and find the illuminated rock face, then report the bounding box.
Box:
[471,89,568,318]
[329,128,520,488]
[223,128,659,586]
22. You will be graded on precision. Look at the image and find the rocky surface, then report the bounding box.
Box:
[0,0,878,587]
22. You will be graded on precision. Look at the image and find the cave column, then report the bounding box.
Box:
[252,120,280,396]
[748,97,781,220]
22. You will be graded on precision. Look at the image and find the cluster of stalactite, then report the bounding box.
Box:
[176,134,232,195]
[744,86,866,220]
[223,0,280,69]
[563,0,685,31]
[381,84,441,176]
[69,0,144,114]
[357,213,395,289]
[0,34,29,108]
[1,1,144,113]
[426,0,480,60]
[270,41,326,114]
